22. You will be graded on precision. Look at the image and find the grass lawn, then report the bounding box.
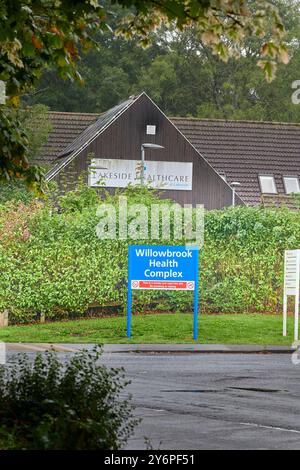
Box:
[0,313,295,345]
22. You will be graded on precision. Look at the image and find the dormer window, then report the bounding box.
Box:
[283,176,300,194]
[258,175,277,194]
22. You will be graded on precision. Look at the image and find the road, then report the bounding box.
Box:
[6,349,300,450]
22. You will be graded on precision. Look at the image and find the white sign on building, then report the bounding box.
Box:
[0,81,6,104]
[283,249,300,342]
[89,159,193,191]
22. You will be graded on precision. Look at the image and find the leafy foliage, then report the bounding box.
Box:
[30,1,300,121]
[0,0,108,186]
[0,107,47,192]
[0,187,299,321]
[20,104,52,164]
[0,180,34,205]
[0,0,290,186]
[0,347,137,449]
[0,104,52,198]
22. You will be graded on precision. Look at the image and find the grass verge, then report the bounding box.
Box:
[0,313,295,345]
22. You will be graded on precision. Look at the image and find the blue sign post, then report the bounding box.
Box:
[127,245,199,340]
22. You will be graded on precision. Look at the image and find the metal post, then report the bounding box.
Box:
[193,249,199,341]
[140,143,164,187]
[127,284,132,338]
[127,247,132,338]
[141,145,145,186]
[0,309,9,327]
[295,292,299,342]
[231,182,241,207]
[232,188,235,207]
[283,294,287,336]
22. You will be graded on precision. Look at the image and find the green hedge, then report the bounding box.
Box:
[0,186,299,322]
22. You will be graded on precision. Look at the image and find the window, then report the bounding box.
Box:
[283,176,300,194]
[258,175,277,194]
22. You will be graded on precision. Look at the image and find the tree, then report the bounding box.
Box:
[133,0,300,121]
[0,104,52,202]
[0,0,290,188]
[0,0,108,190]
[20,104,52,163]
[25,1,300,122]
[24,3,161,112]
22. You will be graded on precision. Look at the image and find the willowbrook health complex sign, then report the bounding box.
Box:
[127,245,199,339]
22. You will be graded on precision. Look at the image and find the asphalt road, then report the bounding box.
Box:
[6,350,300,450]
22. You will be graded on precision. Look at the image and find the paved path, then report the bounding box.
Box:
[5,346,300,450]
[5,342,297,353]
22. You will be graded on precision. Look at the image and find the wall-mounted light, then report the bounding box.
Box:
[140,143,164,186]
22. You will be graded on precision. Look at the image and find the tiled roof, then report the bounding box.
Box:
[172,117,300,205]
[39,112,98,167]
[45,95,139,180]
[40,105,300,205]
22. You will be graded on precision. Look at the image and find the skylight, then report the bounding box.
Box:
[283,176,300,194]
[258,175,277,194]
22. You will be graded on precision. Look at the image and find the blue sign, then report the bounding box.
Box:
[127,245,199,340]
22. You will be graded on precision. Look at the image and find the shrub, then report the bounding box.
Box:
[0,180,34,205]
[1,185,300,320]
[0,347,138,450]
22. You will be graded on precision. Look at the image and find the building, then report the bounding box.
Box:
[43,92,237,209]
[40,92,300,209]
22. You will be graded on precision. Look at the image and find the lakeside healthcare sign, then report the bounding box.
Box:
[127,245,199,339]
[89,159,193,191]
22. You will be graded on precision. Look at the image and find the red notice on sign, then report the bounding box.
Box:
[131,280,195,291]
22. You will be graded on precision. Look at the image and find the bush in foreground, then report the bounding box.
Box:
[1,185,300,319]
[0,347,138,449]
